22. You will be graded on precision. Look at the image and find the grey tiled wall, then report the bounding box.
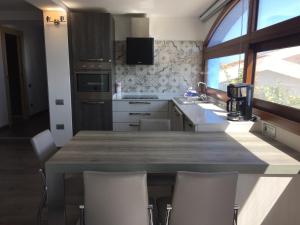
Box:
[115,40,203,94]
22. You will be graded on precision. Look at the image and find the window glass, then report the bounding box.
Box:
[257,0,300,30]
[207,54,244,91]
[208,0,249,47]
[254,46,300,109]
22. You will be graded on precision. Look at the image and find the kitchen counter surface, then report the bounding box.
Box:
[48,131,300,174]
[112,93,255,132]
[172,98,255,132]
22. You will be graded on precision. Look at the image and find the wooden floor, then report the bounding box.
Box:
[0,111,49,139]
[0,140,42,225]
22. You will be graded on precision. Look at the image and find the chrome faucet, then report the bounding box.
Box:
[197,82,208,101]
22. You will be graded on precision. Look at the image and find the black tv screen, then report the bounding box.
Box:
[126,37,154,65]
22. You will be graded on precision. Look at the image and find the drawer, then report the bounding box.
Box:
[113,100,169,112]
[113,112,168,123]
[113,123,140,131]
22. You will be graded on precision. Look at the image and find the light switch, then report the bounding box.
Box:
[55,99,64,105]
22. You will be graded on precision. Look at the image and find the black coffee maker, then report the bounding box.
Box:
[226,83,254,121]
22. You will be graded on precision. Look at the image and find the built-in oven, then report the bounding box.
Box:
[75,71,112,100]
[77,72,110,92]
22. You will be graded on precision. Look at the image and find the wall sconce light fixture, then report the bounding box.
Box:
[46,16,67,25]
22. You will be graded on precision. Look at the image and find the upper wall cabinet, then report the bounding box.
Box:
[69,12,114,63]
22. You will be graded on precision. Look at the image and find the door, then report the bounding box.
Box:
[1,28,28,125]
[77,100,112,131]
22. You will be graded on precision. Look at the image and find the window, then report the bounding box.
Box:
[208,0,249,47]
[207,54,244,91]
[204,0,300,123]
[254,46,300,109]
[257,0,300,30]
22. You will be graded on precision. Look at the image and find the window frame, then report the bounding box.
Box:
[203,0,300,125]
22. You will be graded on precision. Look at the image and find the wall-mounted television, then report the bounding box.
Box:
[126,37,154,65]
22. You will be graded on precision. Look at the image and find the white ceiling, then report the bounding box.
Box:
[61,0,215,17]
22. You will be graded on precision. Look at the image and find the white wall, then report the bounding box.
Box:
[43,10,73,146]
[150,17,206,40]
[114,15,131,41]
[0,34,9,127]
[114,15,207,41]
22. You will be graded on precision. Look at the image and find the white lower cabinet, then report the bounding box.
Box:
[113,112,168,123]
[113,100,169,131]
[113,123,140,131]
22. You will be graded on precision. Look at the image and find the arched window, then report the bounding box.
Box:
[203,0,300,126]
[208,0,249,47]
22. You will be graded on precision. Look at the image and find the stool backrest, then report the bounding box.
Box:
[31,130,57,166]
[84,171,149,225]
[169,171,238,225]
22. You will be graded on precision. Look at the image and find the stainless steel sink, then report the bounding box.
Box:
[174,97,210,105]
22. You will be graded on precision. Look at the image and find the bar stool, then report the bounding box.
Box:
[78,171,153,225]
[31,129,58,225]
[165,171,238,225]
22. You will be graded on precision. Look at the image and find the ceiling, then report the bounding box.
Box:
[61,0,215,17]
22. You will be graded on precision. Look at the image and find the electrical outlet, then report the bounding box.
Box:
[56,124,64,130]
[262,123,276,139]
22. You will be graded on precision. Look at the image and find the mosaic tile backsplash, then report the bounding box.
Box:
[115,40,203,94]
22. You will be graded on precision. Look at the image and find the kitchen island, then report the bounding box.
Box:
[46,131,300,225]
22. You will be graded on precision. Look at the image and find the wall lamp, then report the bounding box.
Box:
[46,16,67,25]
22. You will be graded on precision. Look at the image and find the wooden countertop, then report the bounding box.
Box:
[47,131,300,174]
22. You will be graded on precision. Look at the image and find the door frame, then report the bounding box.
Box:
[0,27,29,125]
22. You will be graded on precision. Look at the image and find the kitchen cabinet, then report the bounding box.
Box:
[69,12,114,62]
[76,100,112,131]
[171,103,184,131]
[69,11,115,133]
[184,117,195,132]
[113,100,169,131]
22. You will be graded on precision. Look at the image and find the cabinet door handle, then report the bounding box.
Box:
[85,58,104,62]
[129,124,140,127]
[129,102,151,105]
[129,113,151,116]
[82,101,104,105]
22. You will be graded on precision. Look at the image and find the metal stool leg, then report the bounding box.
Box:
[37,169,47,225]
[234,204,239,225]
